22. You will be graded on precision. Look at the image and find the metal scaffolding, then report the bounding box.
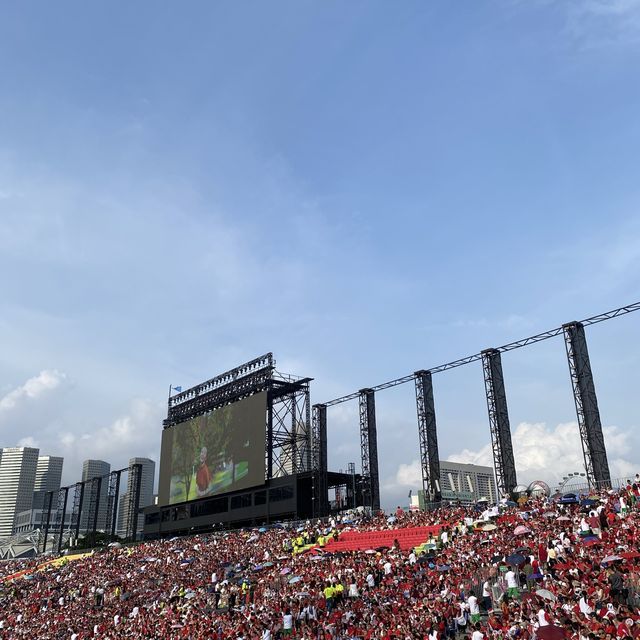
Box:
[563,322,611,488]
[311,404,329,517]
[481,349,518,496]
[104,470,122,541]
[359,389,380,512]
[319,301,638,505]
[415,370,441,501]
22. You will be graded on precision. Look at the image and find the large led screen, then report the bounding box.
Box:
[158,392,266,505]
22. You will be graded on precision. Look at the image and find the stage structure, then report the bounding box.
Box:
[41,463,142,554]
[163,353,312,486]
[143,354,361,537]
[320,301,640,498]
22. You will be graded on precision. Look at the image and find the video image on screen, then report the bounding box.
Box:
[165,392,266,504]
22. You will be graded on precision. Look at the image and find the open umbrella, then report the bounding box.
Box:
[582,537,600,547]
[258,527,267,533]
[482,524,497,532]
[288,576,302,584]
[601,555,622,564]
[542,511,556,518]
[536,588,557,602]
[506,553,526,566]
[556,516,571,522]
[536,625,566,640]
[280,567,291,575]
[263,562,274,567]
[621,551,640,560]
[436,564,451,572]
[514,525,530,536]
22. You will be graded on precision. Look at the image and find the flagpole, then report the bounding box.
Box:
[168,384,172,400]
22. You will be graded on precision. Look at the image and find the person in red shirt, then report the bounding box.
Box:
[196,447,212,496]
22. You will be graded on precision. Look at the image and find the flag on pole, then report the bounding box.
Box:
[173,386,182,392]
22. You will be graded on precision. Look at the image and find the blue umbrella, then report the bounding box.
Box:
[258,527,267,533]
[506,553,526,566]
[289,576,302,584]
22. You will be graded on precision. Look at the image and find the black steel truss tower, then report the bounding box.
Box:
[41,490,54,553]
[55,487,69,554]
[311,404,329,517]
[359,389,380,512]
[70,482,85,541]
[85,476,102,545]
[481,349,517,496]
[414,370,442,501]
[104,470,122,541]
[269,376,312,477]
[347,461,356,509]
[563,321,611,488]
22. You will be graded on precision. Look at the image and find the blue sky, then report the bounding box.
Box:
[0,1,639,508]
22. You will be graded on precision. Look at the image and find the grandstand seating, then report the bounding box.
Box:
[320,525,442,553]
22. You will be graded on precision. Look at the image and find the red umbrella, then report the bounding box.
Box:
[621,551,640,560]
[536,625,567,640]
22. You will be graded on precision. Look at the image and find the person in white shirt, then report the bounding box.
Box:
[471,624,485,640]
[282,609,293,635]
[578,592,593,616]
[505,569,518,598]
[537,607,550,627]
[482,579,492,612]
[468,593,480,623]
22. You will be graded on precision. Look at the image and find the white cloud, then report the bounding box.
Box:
[56,398,164,484]
[0,370,67,411]
[391,421,639,494]
[566,0,640,48]
[17,436,39,448]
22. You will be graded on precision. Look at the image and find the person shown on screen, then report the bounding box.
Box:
[196,446,212,496]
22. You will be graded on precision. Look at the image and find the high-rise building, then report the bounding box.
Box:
[0,447,40,538]
[117,458,155,535]
[438,460,498,504]
[32,456,64,510]
[80,459,111,531]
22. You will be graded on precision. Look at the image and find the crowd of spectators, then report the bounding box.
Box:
[1,479,640,639]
